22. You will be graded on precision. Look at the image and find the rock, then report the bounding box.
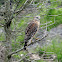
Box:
[57,24,62,28]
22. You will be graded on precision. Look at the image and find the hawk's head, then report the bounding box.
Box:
[34,15,40,21]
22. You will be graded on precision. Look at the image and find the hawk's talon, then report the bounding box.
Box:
[35,38,39,40]
[31,40,32,43]
[34,37,39,40]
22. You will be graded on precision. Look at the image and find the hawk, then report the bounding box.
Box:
[24,16,40,50]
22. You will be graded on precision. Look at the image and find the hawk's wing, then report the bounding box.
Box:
[25,21,38,40]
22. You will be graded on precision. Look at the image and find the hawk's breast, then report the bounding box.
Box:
[25,21,40,39]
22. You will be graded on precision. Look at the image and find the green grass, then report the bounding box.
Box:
[0,33,5,41]
[36,60,46,62]
[39,36,62,62]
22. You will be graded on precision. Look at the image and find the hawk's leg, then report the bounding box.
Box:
[31,40,32,43]
[33,36,39,40]
[30,37,40,43]
[30,37,33,43]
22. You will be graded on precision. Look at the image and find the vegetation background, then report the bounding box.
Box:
[0,0,62,62]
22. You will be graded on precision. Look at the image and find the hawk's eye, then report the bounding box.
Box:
[36,17,38,19]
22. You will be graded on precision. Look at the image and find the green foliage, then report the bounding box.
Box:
[13,51,27,60]
[16,0,26,9]
[10,1,62,61]
[0,0,62,61]
[38,48,45,56]
[0,35,5,41]
[36,60,46,62]
[0,32,5,41]
[37,0,62,30]
[41,37,62,62]
[16,35,24,42]
[0,0,4,5]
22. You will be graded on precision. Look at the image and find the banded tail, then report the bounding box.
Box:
[24,40,28,50]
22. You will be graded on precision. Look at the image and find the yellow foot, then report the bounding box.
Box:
[35,38,39,40]
[33,36,39,40]
[31,40,32,43]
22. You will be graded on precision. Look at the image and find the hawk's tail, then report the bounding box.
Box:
[24,41,27,50]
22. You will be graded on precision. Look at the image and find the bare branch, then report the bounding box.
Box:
[0,24,4,27]
[28,33,48,46]
[14,0,32,15]
[6,0,32,20]
[13,0,21,12]
[17,53,29,62]
[7,47,24,59]
[0,10,5,16]
[7,33,48,59]
[41,21,52,25]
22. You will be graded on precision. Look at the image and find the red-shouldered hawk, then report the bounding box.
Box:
[24,16,40,50]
